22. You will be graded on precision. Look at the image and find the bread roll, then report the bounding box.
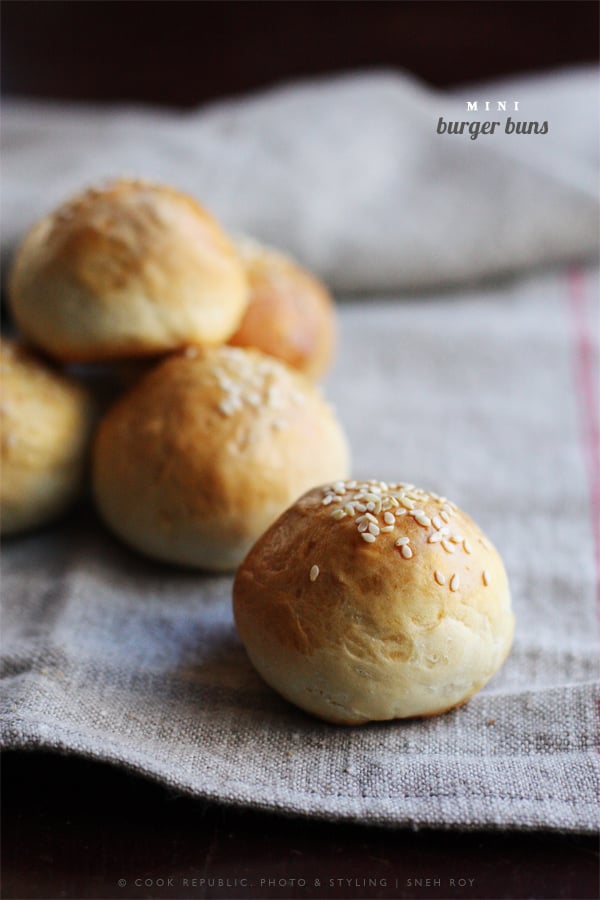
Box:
[233,479,514,725]
[229,238,335,379]
[92,347,350,570]
[8,179,248,362]
[1,339,94,535]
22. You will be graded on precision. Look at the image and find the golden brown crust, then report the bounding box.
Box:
[8,179,248,362]
[92,346,350,570]
[228,239,336,380]
[233,480,514,725]
[0,339,94,535]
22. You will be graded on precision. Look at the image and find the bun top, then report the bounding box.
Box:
[233,478,514,724]
[229,238,336,379]
[9,178,248,362]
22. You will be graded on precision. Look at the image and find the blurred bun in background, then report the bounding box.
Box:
[229,238,336,380]
[0,339,94,535]
[8,179,248,363]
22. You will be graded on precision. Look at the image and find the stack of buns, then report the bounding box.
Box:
[3,177,514,724]
[2,178,347,562]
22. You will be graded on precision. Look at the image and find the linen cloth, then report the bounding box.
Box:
[1,68,599,832]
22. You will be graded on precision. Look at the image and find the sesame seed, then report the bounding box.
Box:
[380,525,394,533]
[344,503,355,516]
[358,521,369,533]
[450,535,464,543]
[432,516,443,529]
[442,539,456,554]
[310,565,320,582]
[401,497,415,510]
[482,570,491,586]
[434,570,446,585]
[396,508,407,516]
[365,512,378,523]
[395,537,410,546]
[366,502,376,512]
[428,532,443,543]
[384,512,395,525]
[414,513,431,527]
[361,532,376,543]
[390,497,399,507]
[331,509,346,520]
[450,574,460,592]
[463,539,472,554]
[401,545,413,559]
[333,482,346,495]
[440,510,450,523]
[368,522,380,536]
[355,503,367,513]
[322,495,334,506]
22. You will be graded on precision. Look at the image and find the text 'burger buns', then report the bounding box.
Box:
[233,479,514,725]
[93,347,350,570]
[1,340,94,535]
[229,238,336,380]
[9,179,248,362]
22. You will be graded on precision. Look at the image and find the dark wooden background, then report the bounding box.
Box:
[2,0,599,106]
[1,3,599,899]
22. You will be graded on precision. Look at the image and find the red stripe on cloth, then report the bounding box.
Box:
[568,269,600,612]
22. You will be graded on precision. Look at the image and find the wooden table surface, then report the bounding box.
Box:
[2,751,598,900]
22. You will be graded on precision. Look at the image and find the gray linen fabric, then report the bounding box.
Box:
[1,69,599,832]
[1,67,598,292]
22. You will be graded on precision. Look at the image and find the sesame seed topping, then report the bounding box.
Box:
[450,574,460,592]
[319,481,474,565]
[482,570,491,586]
[434,570,446,585]
[310,565,320,582]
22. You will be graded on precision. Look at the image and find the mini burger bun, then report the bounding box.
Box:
[229,237,336,380]
[8,178,248,362]
[233,479,514,725]
[92,346,350,570]
[1,339,94,535]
